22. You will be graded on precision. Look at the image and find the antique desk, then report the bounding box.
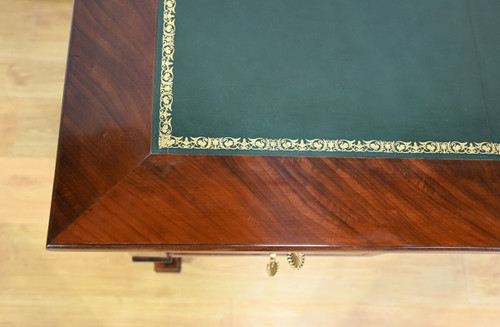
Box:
[47,0,500,272]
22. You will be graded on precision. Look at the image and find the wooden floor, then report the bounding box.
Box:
[0,0,499,325]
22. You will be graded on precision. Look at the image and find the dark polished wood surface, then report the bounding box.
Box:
[47,0,155,242]
[47,0,500,252]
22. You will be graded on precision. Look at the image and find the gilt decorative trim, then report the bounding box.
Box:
[157,0,500,156]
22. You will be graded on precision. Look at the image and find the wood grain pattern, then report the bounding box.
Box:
[50,155,500,250]
[47,0,156,241]
[47,0,500,252]
[3,1,500,325]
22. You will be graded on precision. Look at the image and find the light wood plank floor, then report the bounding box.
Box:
[0,0,499,326]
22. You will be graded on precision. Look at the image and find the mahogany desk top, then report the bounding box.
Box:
[47,0,500,253]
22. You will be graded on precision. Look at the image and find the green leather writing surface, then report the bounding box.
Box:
[152,0,500,158]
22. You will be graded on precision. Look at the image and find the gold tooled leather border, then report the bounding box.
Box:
[158,0,500,155]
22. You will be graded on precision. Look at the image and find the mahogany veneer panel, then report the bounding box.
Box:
[47,0,500,252]
[50,154,500,251]
[47,0,156,241]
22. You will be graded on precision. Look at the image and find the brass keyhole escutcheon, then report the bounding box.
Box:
[287,252,305,270]
[266,253,279,278]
